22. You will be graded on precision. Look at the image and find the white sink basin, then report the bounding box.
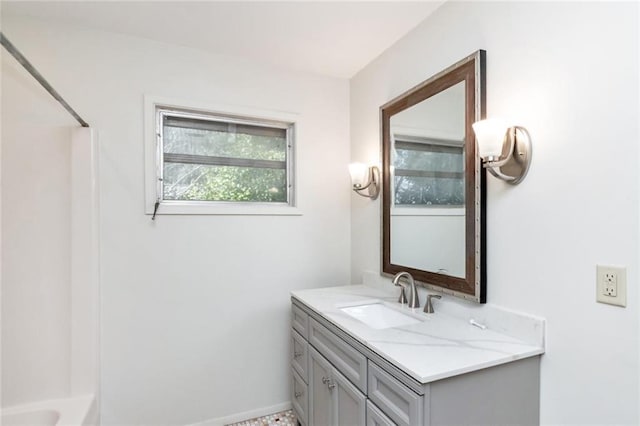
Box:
[340,303,422,330]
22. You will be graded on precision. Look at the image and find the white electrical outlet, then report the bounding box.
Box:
[596,265,626,307]
[603,272,617,296]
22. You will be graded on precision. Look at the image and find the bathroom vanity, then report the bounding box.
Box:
[290,285,544,426]
[290,50,545,426]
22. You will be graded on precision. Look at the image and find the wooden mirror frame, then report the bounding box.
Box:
[381,50,486,303]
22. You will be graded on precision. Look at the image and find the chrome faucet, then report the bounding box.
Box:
[392,272,419,308]
[424,294,442,314]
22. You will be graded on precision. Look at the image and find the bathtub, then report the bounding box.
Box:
[1,395,96,426]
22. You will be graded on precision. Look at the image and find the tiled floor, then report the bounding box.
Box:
[226,409,298,426]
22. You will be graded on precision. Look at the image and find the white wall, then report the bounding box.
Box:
[1,49,76,406]
[351,2,639,425]
[1,16,351,425]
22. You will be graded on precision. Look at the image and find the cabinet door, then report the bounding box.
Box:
[332,367,366,426]
[366,400,396,426]
[309,347,333,426]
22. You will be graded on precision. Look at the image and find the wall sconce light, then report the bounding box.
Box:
[472,119,532,184]
[349,163,380,199]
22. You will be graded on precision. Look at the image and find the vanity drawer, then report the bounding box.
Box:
[366,400,396,426]
[291,330,308,381]
[291,368,308,426]
[292,304,309,339]
[368,361,423,426]
[308,317,367,393]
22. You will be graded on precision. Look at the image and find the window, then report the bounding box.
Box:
[148,103,297,215]
[393,135,464,206]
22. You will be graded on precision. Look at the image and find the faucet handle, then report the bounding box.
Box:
[424,294,442,314]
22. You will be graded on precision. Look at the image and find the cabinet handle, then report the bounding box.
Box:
[295,391,304,398]
[294,351,303,358]
[322,376,330,384]
[327,381,336,390]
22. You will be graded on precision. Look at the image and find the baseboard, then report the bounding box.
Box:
[185,401,292,426]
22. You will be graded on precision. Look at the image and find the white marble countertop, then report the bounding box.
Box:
[291,284,545,385]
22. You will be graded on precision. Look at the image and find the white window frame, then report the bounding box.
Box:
[144,95,301,216]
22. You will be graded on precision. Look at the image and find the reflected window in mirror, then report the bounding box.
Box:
[391,80,466,207]
[393,136,464,206]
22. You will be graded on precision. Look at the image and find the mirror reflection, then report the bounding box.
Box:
[390,81,466,278]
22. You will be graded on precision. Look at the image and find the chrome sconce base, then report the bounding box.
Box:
[351,165,380,199]
[482,126,532,185]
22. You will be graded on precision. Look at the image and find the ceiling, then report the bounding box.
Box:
[0,1,443,79]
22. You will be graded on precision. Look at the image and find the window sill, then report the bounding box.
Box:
[391,207,464,217]
[146,201,302,216]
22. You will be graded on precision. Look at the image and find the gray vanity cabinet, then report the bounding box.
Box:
[367,361,422,426]
[308,318,367,393]
[291,302,381,426]
[332,364,367,425]
[291,305,310,426]
[290,298,540,426]
[291,330,308,379]
[291,368,308,426]
[308,347,332,426]
[366,401,395,426]
[309,347,366,426]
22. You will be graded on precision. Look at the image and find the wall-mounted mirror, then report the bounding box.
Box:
[381,50,486,303]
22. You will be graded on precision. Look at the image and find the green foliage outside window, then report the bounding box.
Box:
[162,121,289,203]
[394,142,464,206]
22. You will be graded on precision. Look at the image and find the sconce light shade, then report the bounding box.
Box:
[349,163,380,199]
[472,119,508,159]
[349,163,369,187]
[472,119,532,185]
